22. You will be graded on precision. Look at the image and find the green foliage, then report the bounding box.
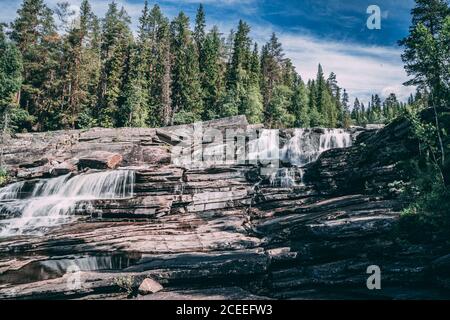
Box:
[266,85,295,128]
[400,0,450,107]
[11,0,60,131]
[400,164,450,240]
[97,3,133,128]
[0,24,22,107]
[0,167,8,187]
[114,275,135,296]
[200,26,225,121]
[170,12,203,122]
[3,0,420,132]
[5,107,35,132]
[173,110,201,125]
[241,85,264,124]
[291,80,310,127]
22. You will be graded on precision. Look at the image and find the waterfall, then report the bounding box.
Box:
[270,168,297,188]
[281,129,352,167]
[248,129,280,162]
[267,129,352,187]
[0,170,135,237]
[0,181,26,201]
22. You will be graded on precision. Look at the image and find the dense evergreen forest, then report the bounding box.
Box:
[0,0,420,133]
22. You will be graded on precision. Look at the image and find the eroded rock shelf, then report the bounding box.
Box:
[1,115,449,300]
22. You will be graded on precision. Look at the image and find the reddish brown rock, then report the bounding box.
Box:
[78,151,123,170]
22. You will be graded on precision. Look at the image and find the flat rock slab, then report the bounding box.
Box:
[137,287,271,300]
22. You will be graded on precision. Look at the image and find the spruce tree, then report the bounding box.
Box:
[307,80,322,126]
[58,0,100,129]
[170,12,203,124]
[97,3,133,128]
[0,25,22,109]
[202,26,225,120]
[266,85,295,128]
[135,3,171,127]
[351,97,361,125]
[0,24,24,132]
[223,20,253,119]
[260,33,284,120]
[400,0,450,106]
[11,0,60,130]
[194,4,206,55]
[291,79,310,127]
[341,89,351,128]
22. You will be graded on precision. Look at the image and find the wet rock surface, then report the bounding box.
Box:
[0,115,449,300]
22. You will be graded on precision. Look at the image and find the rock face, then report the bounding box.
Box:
[0,114,449,300]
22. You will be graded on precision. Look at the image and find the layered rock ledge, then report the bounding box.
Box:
[0,115,449,300]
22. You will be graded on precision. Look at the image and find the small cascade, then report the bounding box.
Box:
[281,129,352,167]
[248,129,280,162]
[269,168,297,188]
[0,181,26,201]
[269,167,306,188]
[0,170,135,237]
[319,129,353,152]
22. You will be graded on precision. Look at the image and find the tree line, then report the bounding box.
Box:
[1,0,416,133]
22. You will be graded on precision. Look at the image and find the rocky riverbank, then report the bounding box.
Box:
[0,115,449,300]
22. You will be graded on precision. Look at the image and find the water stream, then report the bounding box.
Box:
[273,129,352,187]
[0,170,135,237]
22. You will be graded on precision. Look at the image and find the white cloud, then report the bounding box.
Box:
[241,23,415,105]
[278,33,415,104]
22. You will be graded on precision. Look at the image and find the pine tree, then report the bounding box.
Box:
[383,93,400,120]
[341,89,351,128]
[58,0,100,129]
[400,0,450,107]
[351,97,361,125]
[223,20,253,119]
[227,20,251,92]
[0,24,22,109]
[194,4,206,55]
[202,26,225,120]
[97,3,133,128]
[371,94,382,123]
[327,72,343,125]
[11,0,60,131]
[135,3,171,127]
[307,80,322,126]
[291,79,310,127]
[266,85,295,128]
[261,33,284,120]
[315,65,337,127]
[0,24,24,132]
[157,19,172,126]
[243,42,264,124]
[120,43,148,127]
[170,12,203,124]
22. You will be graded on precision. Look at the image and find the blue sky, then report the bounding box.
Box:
[0,0,418,104]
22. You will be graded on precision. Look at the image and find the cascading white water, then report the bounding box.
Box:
[0,170,135,237]
[0,181,26,201]
[248,129,280,163]
[272,129,352,186]
[281,129,352,167]
[269,168,297,188]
